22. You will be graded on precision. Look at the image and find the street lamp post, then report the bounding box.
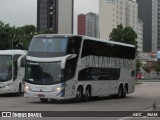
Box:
[12,33,16,49]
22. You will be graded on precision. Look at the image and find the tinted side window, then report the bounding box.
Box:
[78,67,120,81]
[81,39,135,59]
[67,36,82,56]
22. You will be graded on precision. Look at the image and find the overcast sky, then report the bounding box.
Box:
[0,0,99,34]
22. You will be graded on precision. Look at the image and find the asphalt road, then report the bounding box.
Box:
[0,82,160,120]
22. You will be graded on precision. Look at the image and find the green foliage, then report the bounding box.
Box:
[152,61,160,72]
[142,65,152,74]
[0,21,14,49]
[0,21,37,50]
[109,24,138,50]
[136,59,142,74]
[109,24,124,42]
[14,25,37,49]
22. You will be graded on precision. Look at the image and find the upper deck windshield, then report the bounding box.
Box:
[0,55,12,82]
[25,61,62,85]
[28,37,67,53]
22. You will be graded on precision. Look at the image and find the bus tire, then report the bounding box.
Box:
[17,84,22,96]
[122,86,127,98]
[75,86,83,102]
[83,86,91,102]
[40,98,48,103]
[116,86,123,98]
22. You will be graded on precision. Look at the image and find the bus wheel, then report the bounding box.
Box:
[122,87,127,98]
[84,87,91,101]
[40,98,48,103]
[17,84,22,96]
[117,86,123,98]
[75,87,83,102]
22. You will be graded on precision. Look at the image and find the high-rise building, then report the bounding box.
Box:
[137,19,143,53]
[85,12,99,38]
[99,0,138,39]
[77,14,86,36]
[77,12,99,38]
[157,0,160,51]
[99,0,143,52]
[137,0,157,52]
[37,0,74,34]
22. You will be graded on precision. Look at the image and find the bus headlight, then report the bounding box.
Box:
[56,87,61,91]
[25,86,30,91]
[52,86,63,92]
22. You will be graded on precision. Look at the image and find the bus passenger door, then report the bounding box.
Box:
[17,55,26,91]
[63,58,77,97]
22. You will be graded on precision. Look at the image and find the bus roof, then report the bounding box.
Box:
[33,34,135,48]
[0,50,27,55]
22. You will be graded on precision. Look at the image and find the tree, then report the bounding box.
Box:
[142,65,152,78]
[109,24,138,49]
[14,25,37,49]
[0,21,14,50]
[136,59,142,74]
[109,24,124,42]
[152,61,160,75]
[0,21,37,50]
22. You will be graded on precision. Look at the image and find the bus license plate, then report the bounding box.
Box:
[38,94,45,97]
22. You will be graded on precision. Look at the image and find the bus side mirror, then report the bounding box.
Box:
[61,54,77,69]
[17,54,26,68]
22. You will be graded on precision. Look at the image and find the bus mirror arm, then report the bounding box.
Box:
[61,54,77,69]
[17,54,26,68]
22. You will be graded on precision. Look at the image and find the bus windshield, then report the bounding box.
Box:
[28,37,68,52]
[26,61,62,85]
[0,55,12,82]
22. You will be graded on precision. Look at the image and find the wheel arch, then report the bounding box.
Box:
[124,83,128,93]
[75,84,84,95]
[84,84,92,95]
[119,83,123,89]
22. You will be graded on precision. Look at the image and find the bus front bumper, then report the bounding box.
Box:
[24,90,70,100]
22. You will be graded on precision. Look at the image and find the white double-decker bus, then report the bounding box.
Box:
[24,34,136,102]
[0,50,27,95]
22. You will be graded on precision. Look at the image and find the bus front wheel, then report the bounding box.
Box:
[116,86,123,98]
[16,84,22,96]
[122,87,127,98]
[75,87,83,102]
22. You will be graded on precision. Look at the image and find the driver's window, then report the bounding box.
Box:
[67,37,82,55]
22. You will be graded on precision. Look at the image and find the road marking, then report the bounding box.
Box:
[118,104,160,120]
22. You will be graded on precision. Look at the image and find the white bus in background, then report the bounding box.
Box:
[0,50,27,95]
[24,34,136,102]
